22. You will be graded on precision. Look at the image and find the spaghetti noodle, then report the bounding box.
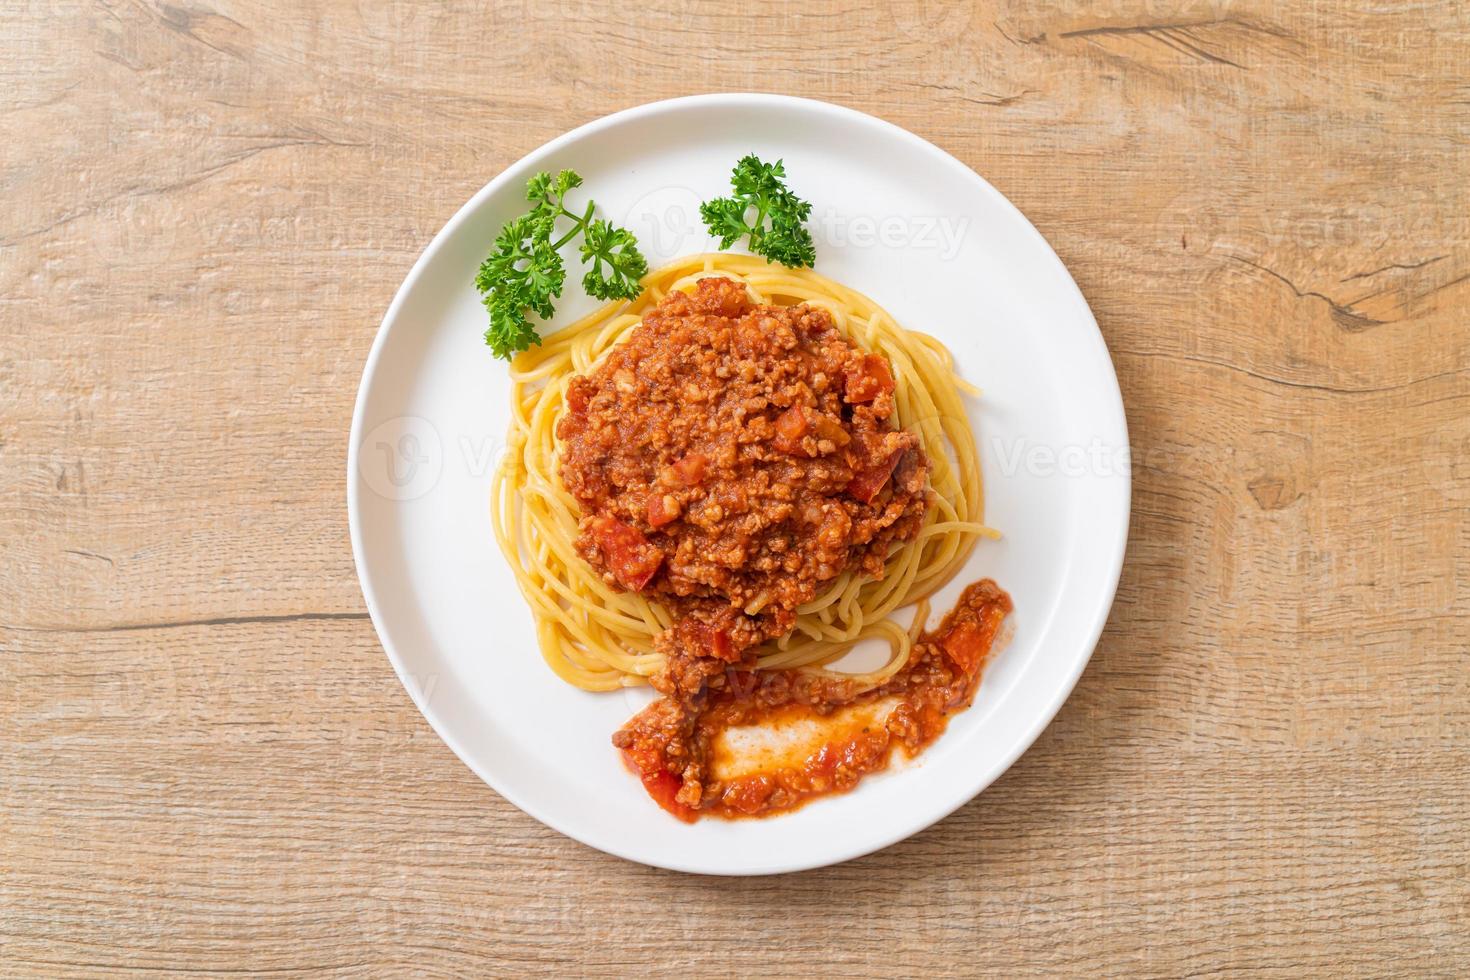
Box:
[492,253,995,694]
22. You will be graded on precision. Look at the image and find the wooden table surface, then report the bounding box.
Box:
[4,1,1468,975]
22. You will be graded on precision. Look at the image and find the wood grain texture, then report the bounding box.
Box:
[2,0,1467,975]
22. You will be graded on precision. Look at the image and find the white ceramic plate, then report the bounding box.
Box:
[348,94,1129,875]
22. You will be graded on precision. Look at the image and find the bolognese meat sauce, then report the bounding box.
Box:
[557,276,930,693]
[619,578,1012,819]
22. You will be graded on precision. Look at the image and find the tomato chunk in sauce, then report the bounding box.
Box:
[844,353,896,403]
[846,446,907,503]
[584,515,664,591]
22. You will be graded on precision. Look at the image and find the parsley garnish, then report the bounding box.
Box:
[476,169,648,360]
[699,155,816,268]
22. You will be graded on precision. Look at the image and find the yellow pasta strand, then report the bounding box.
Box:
[490,254,996,692]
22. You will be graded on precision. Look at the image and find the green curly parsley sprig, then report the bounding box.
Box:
[699,155,816,269]
[475,169,648,360]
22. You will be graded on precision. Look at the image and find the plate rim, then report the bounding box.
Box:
[347,92,1131,874]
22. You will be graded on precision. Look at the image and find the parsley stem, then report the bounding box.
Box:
[550,202,596,250]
